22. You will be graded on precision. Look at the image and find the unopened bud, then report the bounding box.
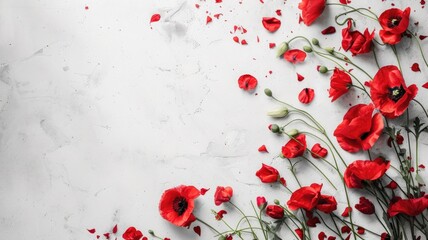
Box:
[274,199,280,205]
[276,42,289,57]
[148,230,155,236]
[264,88,273,97]
[286,129,299,137]
[325,47,335,54]
[269,124,280,133]
[312,38,319,46]
[303,46,312,53]
[318,66,328,74]
[267,107,289,118]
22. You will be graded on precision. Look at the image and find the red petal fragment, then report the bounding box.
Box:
[339,0,351,4]
[238,74,258,91]
[233,36,239,43]
[341,207,352,217]
[150,14,161,23]
[104,233,110,239]
[279,177,286,187]
[321,26,336,35]
[193,226,201,236]
[260,0,264,3]
[96,235,100,239]
[241,39,248,45]
[242,27,247,33]
[420,35,428,40]
[84,6,89,10]
[419,164,426,169]
[112,224,118,234]
[216,0,222,2]
[298,88,315,104]
[422,82,428,88]
[341,226,351,234]
[299,15,303,24]
[269,43,276,48]
[257,36,260,42]
[258,145,268,153]
[262,17,281,32]
[297,73,305,81]
[233,25,238,32]
[195,4,200,8]
[411,63,421,72]
[200,188,210,195]
[284,49,307,63]
[357,227,365,234]
[88,229,96,234]
[276,9,282,16]
[206,16,212,24]
[213,13,222,19]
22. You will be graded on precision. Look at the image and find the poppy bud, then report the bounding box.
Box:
[286,129,299,137]
[148,230,155,235]
[318,66,328,73]
[264,88,273,97]
[270,124,280,133]
[218,236,226,240]
[276,42,289,57]
[274,199,280,205]
[325,47,335,54]
[303,46,313,53]
[257,196,267,210]
[266,205,284,219]
[312,38,319,46]
[267,107,289,118]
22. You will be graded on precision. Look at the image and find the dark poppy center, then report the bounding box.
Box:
[388,86,405,102]
[360,132,370,140]
[388,17,401,28]
[173,196,188,216]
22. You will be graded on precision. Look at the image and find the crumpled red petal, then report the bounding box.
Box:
[411,63,421,72]
[298,88,315,104]
[262,17,281,32]
[150,14,161,23]
[321,26,336,35]
[238,74,258,91]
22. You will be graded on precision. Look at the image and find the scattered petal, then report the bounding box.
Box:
[193,226,201,236]
[385,180,398,189]
[258,145,269,153]
[88,229,96,234]
[103,233,110,239]
[150,14,161,23]
[423,82,428,88]
[419,164,426,169]
[284,49,307,63]
[321,26,336,35]
[241,39,248,45]
[276,9,282,16]
[357,227,365,234]
[200,188,210,195]
[280,177,286,187]
[341,207,352,217]
[112,225,118,234]
[215,210,227,220]
[216,0,222,2]
[233,36,239,43]
[195,4,200,8]
[206,16,212,24]
[262,17,281,32]
[297,73,305,81]
[298,88,315,104]
[238,74,258,91]
[213,13,222,19]
[339,0,351,4]
[269,43,276,48]
[411,63,421,72]
[341,226,351,234]
[420,35,428,40]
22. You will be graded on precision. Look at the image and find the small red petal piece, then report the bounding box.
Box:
[298,88,315,104]
[419,164,426,169]
[214,13,222,19]
[112,224,117,234]
[341,207,352,217]
[297,73,305,81]
[276,9,282,16]
[88,229,96,234]
[269,43,276,48]
[241,39,248,45]
[339,0,351,4]
[238,74,258,91]
[262,17,281,32]
[195,4,200,8]
[258,145,268,153]
[104,233,110,239]
[193,226,201,236]
[216,0,222,3]
[321,26,336,35]
[260,0,264,3]
[206,16,213,24]
[341,226,351,234]
[280,177,286,186]
[411,63,421,72]
[422,82,428,88]
[84,6,89,10]
[257,36,260,42]
[200,188,210,195]
[242,27,247,33]
[299,15,303,24]
[233,36,239,43]
[150,14,161,23]
[420,35,428,40]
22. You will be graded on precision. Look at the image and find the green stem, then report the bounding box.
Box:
[302,155,337,190]
[408,30,428,67]
[229,202,258,239]
[196,217,222,235]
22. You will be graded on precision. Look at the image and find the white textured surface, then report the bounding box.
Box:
[1,0,427,239]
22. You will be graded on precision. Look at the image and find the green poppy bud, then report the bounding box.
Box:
[270,124,280,133]
[318,66,328,74]
[264,88,273,97]
[312,38,319,46]
[325,47,335,54]
[303,46,313,53]
[267,107,289,118]
[274,199,280,205]
[286,129,299,137]
[276,42,289,57]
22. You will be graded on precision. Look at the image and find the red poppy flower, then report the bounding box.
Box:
[298,88,315,104]
[284,49,307,64]
[342,20,374,55]
[379,8,410,44]
[257,196,267,209]
[214,186,233,206]
[256,163,280,183]
[316,195,337,214]
[287,183,322,211]
[368,65,418,119]
[311,143,328,159]
[123,227,146,240]
[159,185,200,227]
[344,157,390,189]
[333,104,384,152]
[262,17,281,32]
[355,197,375,214]
[388,196,428,217]
[266,205,284,219]
[298,0,326,26]
[329,68,352,102]
[238,74,258,91]
[282,134,307,158]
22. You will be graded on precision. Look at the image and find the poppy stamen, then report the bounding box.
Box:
[388,86,405,102]
[173,197,188,216]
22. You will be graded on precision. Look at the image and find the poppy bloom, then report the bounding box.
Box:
[266,205,284,219]
[284,49,307,64]
[287,183,322,211]
[329,68,352,102]
[311,143,328,159]
[388,196,428,217]
[368,65,418,119]
[159,185,200,227]
[298,0,326,26]
[344,157,390,188]
[214,186,233,206]
[316,195,337,214]
[262,17,281,32]
[342,20,374,55]
[282,134,307,158]
[238,74,258,91]
[379,8,410,45]
[355,197,375,214]
[123,227,147,240]
[255,163,280,183]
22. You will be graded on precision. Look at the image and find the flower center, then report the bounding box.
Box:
[173,196,188,216]
[388,86,405,102]
[360,132,370,140]
[388,17,401,28]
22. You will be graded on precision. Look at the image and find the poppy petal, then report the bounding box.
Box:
[150,14,161,23]
[321,26,336,35]
[284,49,307,63]
[298,88,315,104]
[262,17,281,32]
[238,74,258,91]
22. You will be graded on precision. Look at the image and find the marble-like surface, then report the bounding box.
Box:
[1,0,427,239]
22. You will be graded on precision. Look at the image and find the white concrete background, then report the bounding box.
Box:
[0,0,427,239]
